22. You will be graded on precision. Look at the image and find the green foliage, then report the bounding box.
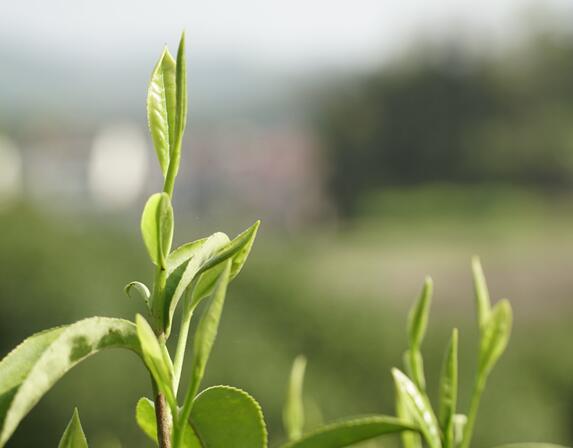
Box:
[136,386,268,448]
[0,32,261,448]
[0,318,139,446]
[147,47,176,176]
[0,31,567,448]
[58,408,88,448]
[141,192,174,268]
[190,386,267,448]
[438,329,458,448]
[281,416,417,448]
[135,315,176,411]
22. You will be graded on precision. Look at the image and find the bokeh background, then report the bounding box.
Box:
[1,0,573,446]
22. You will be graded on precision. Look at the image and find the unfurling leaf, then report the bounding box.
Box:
[124,281,151,308]
[147,47,176,176]
[283,356,307,441]
[135,315,176,411]
[392,368,441,448]
[0,318,140,446]
[479,300,512,377]
[141,193,174,268]
[281,416,417,448]
[58,408,88,448]
[472,256,491,331]
[439,329,458,448]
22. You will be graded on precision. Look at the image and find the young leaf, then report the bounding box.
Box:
[392,368,441,448]
[58,408,88,448]
[280,416,417,448]
[438,329,458,448]
[181,262,231,415]
[283,356,307,441]
[141,193,174,268]
[190,220,261,307]
[189,386,267,448]
[135,315,176,411]
[147,47,176,176]
[162,32,188,195]
[135,397,199,446]
[162,221,260,336]
[478,299,512,377]
[405,277,432,391]
[407,276,433,350]
[161,232,230,335]
[0,318,140,446]
[472,256,491,331]
[124,281,151,308]
[167,237,209,275]
[174,32,187,156]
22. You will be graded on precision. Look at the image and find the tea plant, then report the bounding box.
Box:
[0,33,569,448]
[280,260,569,448]
[0,34,262,448]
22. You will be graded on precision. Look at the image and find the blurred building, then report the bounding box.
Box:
[0,121,326,230]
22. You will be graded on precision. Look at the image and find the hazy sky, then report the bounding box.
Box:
[2,0,573,69]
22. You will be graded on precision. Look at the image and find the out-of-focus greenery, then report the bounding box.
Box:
[316,26,573,216]
[1,187,572,446]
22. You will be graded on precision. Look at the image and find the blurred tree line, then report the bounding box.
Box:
[316,25,573,216]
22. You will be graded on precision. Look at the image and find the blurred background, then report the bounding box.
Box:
[1,0,573,446]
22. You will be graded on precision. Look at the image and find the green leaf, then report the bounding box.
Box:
[162,221,260,336]
[135,315,176,411]
[58,408,88,448]
[281,416,417,448]
[478,299,512,377]
[392,368,441,448]
[147,47,176,176]
[125,281,151,308]
[438,329,458,448]
[135,397,200,446]
[182,261,231,419]
[190,386,267,448]
[141,193,174,268]
[283,355,307,441]
[174,32,187,157]
[396,392,422,448]
[162,232,230,335]
[190,220,261,307]
[472,256,491,331]
[0,318,140,446]
[407,276,432,350]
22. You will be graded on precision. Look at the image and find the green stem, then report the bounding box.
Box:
[460,375,486,448]
[163,139,181,198]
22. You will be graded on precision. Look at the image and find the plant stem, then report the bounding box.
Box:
[173,301,196,394]
[152,379,172,448]
[460,375,486,448]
